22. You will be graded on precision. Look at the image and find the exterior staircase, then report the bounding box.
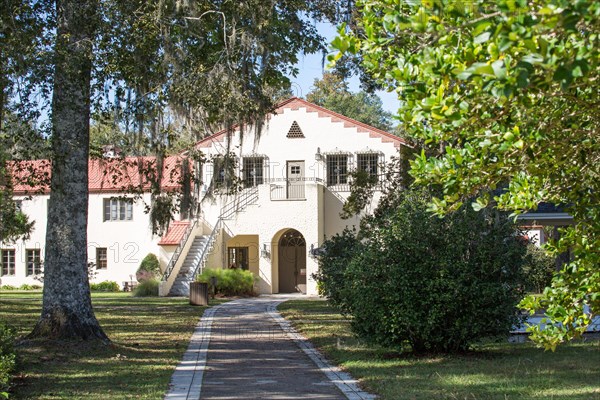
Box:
[161,186,261,296]
[168,235,210,296]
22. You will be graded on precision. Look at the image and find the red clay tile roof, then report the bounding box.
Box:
[158,221,190,245]
[10,156,187,195]
[194,97,408,149]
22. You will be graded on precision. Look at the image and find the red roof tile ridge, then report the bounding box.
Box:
[193,97,409,149]
[11,155,186,194]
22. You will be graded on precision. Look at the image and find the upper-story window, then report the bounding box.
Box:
[213,156,237,188]
[26,249,42,276]
[103,198,133,221]
[357,153,380,181]
[0,249,15,276]
[243,157,265,187]
[327,154,348,186]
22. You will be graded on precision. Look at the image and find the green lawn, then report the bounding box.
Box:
[0,291,220,399]
[279,299,600,400]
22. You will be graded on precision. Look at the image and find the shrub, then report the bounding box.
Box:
[196,268,255,296]
[311,228,359,311]
[90,281,120,292]
[317,188,527,353]
[136,253,161,282]
[0,286,16,291]
[0,322,16,397]
[133,279,159,297]
[18,284,33,290]
[522,244,556,293]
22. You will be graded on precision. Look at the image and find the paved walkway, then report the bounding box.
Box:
[164,296,375,400]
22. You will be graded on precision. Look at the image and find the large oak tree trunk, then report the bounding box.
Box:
[30,0,107,341]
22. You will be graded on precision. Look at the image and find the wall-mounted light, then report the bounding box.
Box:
[315,147,323,161]
[309,244,323,259]
[261,243,271,258]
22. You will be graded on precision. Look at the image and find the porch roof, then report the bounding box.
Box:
[158,221,191,245]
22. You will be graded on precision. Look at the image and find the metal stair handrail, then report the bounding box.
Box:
[189,217,222,280]
[189,187,259,279]
[220,186,259,219]
[165,186,260,289]
[162,220,197,281]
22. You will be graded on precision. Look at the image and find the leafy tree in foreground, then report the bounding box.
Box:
[3,0,343,341]
[28,0,108,341]
[316,187,527,353]
[307,72,393,131]
[331,0,599,349]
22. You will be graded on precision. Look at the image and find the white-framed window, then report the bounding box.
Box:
[326,154,349,186]
[243,157,265,187]
[0,249,16,276]
[357,153,380,180]
[96,247,108,270]
[213,156,237,188]
[103,198,133,221]
[26,249,42,276]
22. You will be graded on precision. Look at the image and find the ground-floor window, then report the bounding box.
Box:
[227,247,249,270]
[26,249,42,276]
[96,247,108,269]
[0,249,16,276]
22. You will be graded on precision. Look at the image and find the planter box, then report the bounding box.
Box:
[189,282,209,306]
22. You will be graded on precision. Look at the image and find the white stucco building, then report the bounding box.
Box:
[1,98,408,295]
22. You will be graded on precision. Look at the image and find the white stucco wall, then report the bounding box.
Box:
[1,192,163,288]
[197,103,404,295]
[1,101,406,294]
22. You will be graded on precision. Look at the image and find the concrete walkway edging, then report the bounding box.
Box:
[267,301,377,400]
[164,297,377,400]
[164,302,225,400]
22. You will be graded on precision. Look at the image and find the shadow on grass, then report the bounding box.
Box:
[0,292,225,399]
[279,299,600,400]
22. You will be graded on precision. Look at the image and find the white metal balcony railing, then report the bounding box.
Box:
[267,177,356,201]
[266,178,315,201]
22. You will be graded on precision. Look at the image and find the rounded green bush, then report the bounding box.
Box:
[522,244,555,293]
[137,253,161,282]
[316,188,527,354]
[90,281,120,292]
[0,322,16,395]
[133,279,159,297]
[196,268,255,296]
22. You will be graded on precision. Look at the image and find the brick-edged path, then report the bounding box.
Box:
[165,296,375,400]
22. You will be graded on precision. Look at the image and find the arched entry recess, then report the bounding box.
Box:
[277,229,306,293]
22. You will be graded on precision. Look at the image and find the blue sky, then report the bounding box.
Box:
[288,22,400,115]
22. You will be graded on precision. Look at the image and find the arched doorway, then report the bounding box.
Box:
[278,229,306,293]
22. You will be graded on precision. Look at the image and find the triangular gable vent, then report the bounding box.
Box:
[286,121,305,138]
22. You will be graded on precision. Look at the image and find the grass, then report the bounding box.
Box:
[278,299,600,400]
[0,290,224,399]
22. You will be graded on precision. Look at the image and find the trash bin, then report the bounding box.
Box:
[189,282,209,306]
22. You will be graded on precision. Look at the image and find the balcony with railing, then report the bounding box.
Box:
[269,178,326,201]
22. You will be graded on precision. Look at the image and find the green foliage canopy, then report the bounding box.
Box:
[331,0,600,350]
[316,188,527,353]
[307,73,394,131]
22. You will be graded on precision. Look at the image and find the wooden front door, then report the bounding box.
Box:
[278,229,306,293]
[286,161,305,199]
